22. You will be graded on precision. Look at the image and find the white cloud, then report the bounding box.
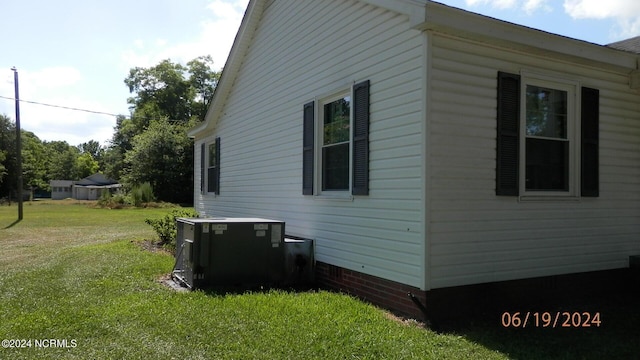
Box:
[121,0,249,71]
[616,18,640,39]
[206,0,244,18]
[25,67,82,92]
[465,0,517,10]
[563,0,640,19]
[524,0,552,15]
[0,68,15,100]
[465,0,551,13]
[0,70,17,133]
[15,95,117,145]
[564,0,640,38]
[0,67,82,105]
[0,67,116,145]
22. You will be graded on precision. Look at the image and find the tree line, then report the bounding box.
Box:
[0,56,220,204]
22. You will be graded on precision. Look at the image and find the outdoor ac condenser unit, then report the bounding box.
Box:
[283,237,314,286]
[173,217,286,289]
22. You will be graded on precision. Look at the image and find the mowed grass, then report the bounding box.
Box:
[0,201,506,359]
[1,201,638,359]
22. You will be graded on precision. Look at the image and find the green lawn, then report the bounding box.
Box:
[0,201,637,359]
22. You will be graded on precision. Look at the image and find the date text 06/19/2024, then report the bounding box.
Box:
[501,312,601,328]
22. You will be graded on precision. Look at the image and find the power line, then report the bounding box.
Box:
[0,95,124,117]
[0,95,194,124]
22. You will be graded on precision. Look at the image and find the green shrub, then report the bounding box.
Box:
[99,189,112,202]
[131,182,155,207]
[145,208,198,247]
[96,183,156,209]
[97,190,132,209]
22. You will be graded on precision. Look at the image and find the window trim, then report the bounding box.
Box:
[302,80,369,198]
[316,89,353,195]
[496,71,598,198]
[206,137,220,195]
[200,143,205,194]
[519,74,581,198]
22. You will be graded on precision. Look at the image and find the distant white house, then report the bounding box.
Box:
[188,0,640,318]
[50,173,121,201]
[50,180,73,200]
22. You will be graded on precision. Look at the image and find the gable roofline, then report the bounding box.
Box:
[189,0,639,138]
[75,173,119,186]
[189,0,267,138]
[188,0,428,138]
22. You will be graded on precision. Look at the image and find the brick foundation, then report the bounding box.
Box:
[429,269,636,330]
[315,262,428,320]
[316,262,639,327]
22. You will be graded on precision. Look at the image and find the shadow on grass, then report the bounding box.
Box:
[3,218,21,229]
[164,272,317,297]
[431,270,640,359]
[164,268,639,359]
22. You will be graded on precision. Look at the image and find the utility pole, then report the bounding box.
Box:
[12,67,23,220]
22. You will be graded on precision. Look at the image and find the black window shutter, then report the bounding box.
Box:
[200,143,205,194]
[214,137,221,195]
[302,102,315,195]
[581,87,599,197]
[496,72,520,196]
[352,80,370,196]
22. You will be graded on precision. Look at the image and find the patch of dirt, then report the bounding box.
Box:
[158,273,190,292]
[135,241,189,292]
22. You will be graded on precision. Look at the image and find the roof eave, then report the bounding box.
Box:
[418,1,639,73]
[190,0,640,141]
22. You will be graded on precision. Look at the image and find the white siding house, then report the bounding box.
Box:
[50,174,121,201]
[189,0,640,315]
[50,180,73,200]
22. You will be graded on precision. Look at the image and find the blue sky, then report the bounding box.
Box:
[0,0,638,146]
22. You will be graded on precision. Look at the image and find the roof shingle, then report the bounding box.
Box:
[607,36,640,53]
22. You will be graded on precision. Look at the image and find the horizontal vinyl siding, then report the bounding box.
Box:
[194,0,425,287]
[428,33,640,288]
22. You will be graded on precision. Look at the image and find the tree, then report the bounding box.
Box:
[102,146,125,182]
[124,59,194,123]
[122,118,195,204]
[104,115,135,181]
[123,56,219,125]
[74,153,99,179]
[107,56,219,203]
[46,141,79,180]
[0,120,50,199]
[46,141,101,181]
[78,140,104,168]
[0,114,17,199]
[0,150,7,187]
[187,55,220,121]
[21,131,48,195]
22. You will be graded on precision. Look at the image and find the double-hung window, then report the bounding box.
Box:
[524,81,573,194]
[201,137,220,195]
[302,80,370,196]
[496,72,599,198]
[322,94,351,191]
